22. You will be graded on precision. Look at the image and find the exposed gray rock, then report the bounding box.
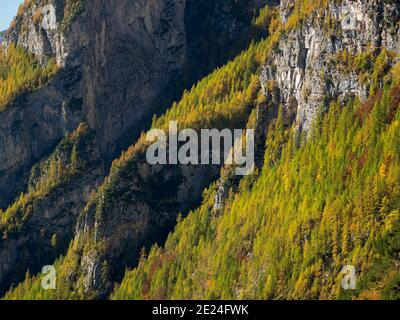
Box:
[260,0,400,132]
[0,0,87,207]
[81,0,188,161]
[0,0,272,208]
[2,0,399,300]
[0,67,83,207]
[72,155,220,298]
[0,127,104,294]
[3,0,84,67]
[0,0,273,295]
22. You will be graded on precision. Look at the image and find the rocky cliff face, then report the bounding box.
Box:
[73,158,221,298]
[0,124,104,294]
[81,0,187,162]
[260,0,400,131]
[0,0,272,295]
[1,0,399,300]
[0,0,87,208]
[0,67,84,208]
[83,0,276,162]
[0,0,272,208]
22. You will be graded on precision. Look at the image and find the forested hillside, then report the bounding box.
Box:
[0,44,57,109]
[2,3,281,300]
[112,70,400,299]
[0,0,84,109]
[0,0,277,297]
[1,0,400,300]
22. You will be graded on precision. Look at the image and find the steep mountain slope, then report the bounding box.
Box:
[1,122,105,296]
[0,0,273,208]
[2,2,280,299]
[0,0,87,208]
[2,0,400,301]
[0,0,275,296]
[262,0,400,131]
[110,0,400,299]
[3,24,269,301]
[112,84,400,300]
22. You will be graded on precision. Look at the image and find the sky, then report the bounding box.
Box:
[0,0,24,31]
